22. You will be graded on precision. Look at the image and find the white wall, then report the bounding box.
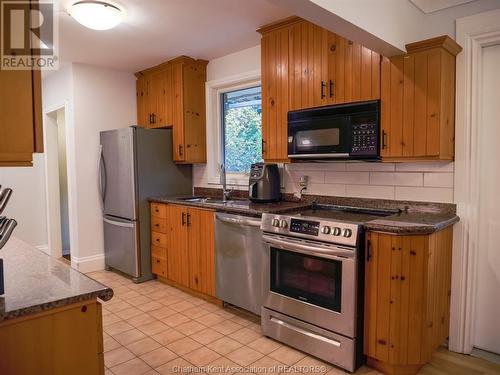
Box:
[194,45,455,204]
[70,63,136,270]
[40,63,136,271]
[0,65,75,249]
[267,0,500,56]
[0,155,48,247]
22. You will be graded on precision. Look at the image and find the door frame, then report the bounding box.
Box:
[43,101,79,267]
[450,8,500,353]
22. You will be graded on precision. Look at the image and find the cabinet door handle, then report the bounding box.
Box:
[262,139,266,154]
[366,239,372,262]
[321,81,326,99]
[186,213,191,226]
[149,113,152,124]
[178,144,183,156]
[329,80,334,98]
[382,130,388,149]
[181,212,186,226]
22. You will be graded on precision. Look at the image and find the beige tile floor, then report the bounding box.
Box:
[89,270,500,375]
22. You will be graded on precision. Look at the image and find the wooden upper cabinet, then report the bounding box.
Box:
[288,20,381,110]
[0,69,43,166]
[260,21,290,163]
[258,17,381,162]
[135,56,208,163]
[380,36,462,160]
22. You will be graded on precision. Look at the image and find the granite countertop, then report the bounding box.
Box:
[363,210,459,235]
[150,193,459,234]
[0,238,113,321]
[149,196,311,217]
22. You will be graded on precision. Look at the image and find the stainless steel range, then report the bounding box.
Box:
[260,205,394,372]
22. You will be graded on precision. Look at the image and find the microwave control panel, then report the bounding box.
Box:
[351,123,378,156]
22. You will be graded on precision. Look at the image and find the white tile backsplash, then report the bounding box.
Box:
[423,172,454,188]
[346,184,396,200]
[325,171,370,185]
[395,186,454,203]
[193,161,455,204]
[345,162,396,172]
[369,172,424,187]
[395,161,455,173]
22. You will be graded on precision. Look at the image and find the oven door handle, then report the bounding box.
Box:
[270,317,341,347]
[263,235,355,260]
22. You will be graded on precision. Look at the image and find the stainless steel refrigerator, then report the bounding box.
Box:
[99,126,192,282]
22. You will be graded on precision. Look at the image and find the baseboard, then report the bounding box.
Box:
[71,253,105,273]
[36,244,49,254]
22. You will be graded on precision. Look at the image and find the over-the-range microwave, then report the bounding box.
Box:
[287,100,380,160]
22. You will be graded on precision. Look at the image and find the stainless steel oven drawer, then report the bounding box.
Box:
[261,307,357,372]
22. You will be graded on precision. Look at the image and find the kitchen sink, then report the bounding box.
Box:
[177,197,249,206]
[205,199,249,206]
[177,196,209,202]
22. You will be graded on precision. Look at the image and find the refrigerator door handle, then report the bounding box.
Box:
[103,217,135,228]
[98,144,106,211]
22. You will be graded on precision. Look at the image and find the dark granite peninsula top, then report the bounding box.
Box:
[0,238,113,321]
[150,188,458,235]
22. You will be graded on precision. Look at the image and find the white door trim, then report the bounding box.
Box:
[42,101,79,268]
[450,8,500,353]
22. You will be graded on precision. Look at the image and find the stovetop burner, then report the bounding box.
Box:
[292,204,397,224]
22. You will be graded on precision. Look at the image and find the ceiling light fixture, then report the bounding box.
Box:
[68,1,125,31]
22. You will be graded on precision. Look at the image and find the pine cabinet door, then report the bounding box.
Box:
[289,21,329,110]
[166,205,189,287]
[0,70,35,164]
[261,27,289,162]
[187,208,215,296]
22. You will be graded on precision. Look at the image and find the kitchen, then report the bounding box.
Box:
[1,1,500,374]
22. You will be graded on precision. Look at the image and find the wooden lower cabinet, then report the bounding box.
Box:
[0,300,104,375]
[150,203,215,298]
[364,227,453,375]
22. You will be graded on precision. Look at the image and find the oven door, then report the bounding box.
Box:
[287,115,351,159]
[263,234,357,338]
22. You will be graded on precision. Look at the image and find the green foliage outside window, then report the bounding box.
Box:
[223,87,263,173]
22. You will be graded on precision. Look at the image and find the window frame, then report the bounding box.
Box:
[205,70,261,186]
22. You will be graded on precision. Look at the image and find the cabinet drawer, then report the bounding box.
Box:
[151,245,167,258]
[151,203,167,218]
[151,216,167,233]
[151,231,167,248]
[152,256,167,277]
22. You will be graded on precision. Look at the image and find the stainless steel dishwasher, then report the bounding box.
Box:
[215,212,267,315]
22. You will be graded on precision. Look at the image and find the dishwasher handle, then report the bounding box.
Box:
[216,214,261,228]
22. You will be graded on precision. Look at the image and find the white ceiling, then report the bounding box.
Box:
[409,0,476,13]
[55,0,291,73]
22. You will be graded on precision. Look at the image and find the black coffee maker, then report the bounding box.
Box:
[248,163,281,202]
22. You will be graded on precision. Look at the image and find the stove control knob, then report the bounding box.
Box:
[272,218,280,227]
[332,227,342,236]
[321,226,331,234]
[280,219,288,229]
[342,228,353,238]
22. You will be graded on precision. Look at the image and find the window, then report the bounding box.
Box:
[221,86,262,174]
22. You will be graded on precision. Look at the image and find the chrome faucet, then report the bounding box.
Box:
[220,163,232,202]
